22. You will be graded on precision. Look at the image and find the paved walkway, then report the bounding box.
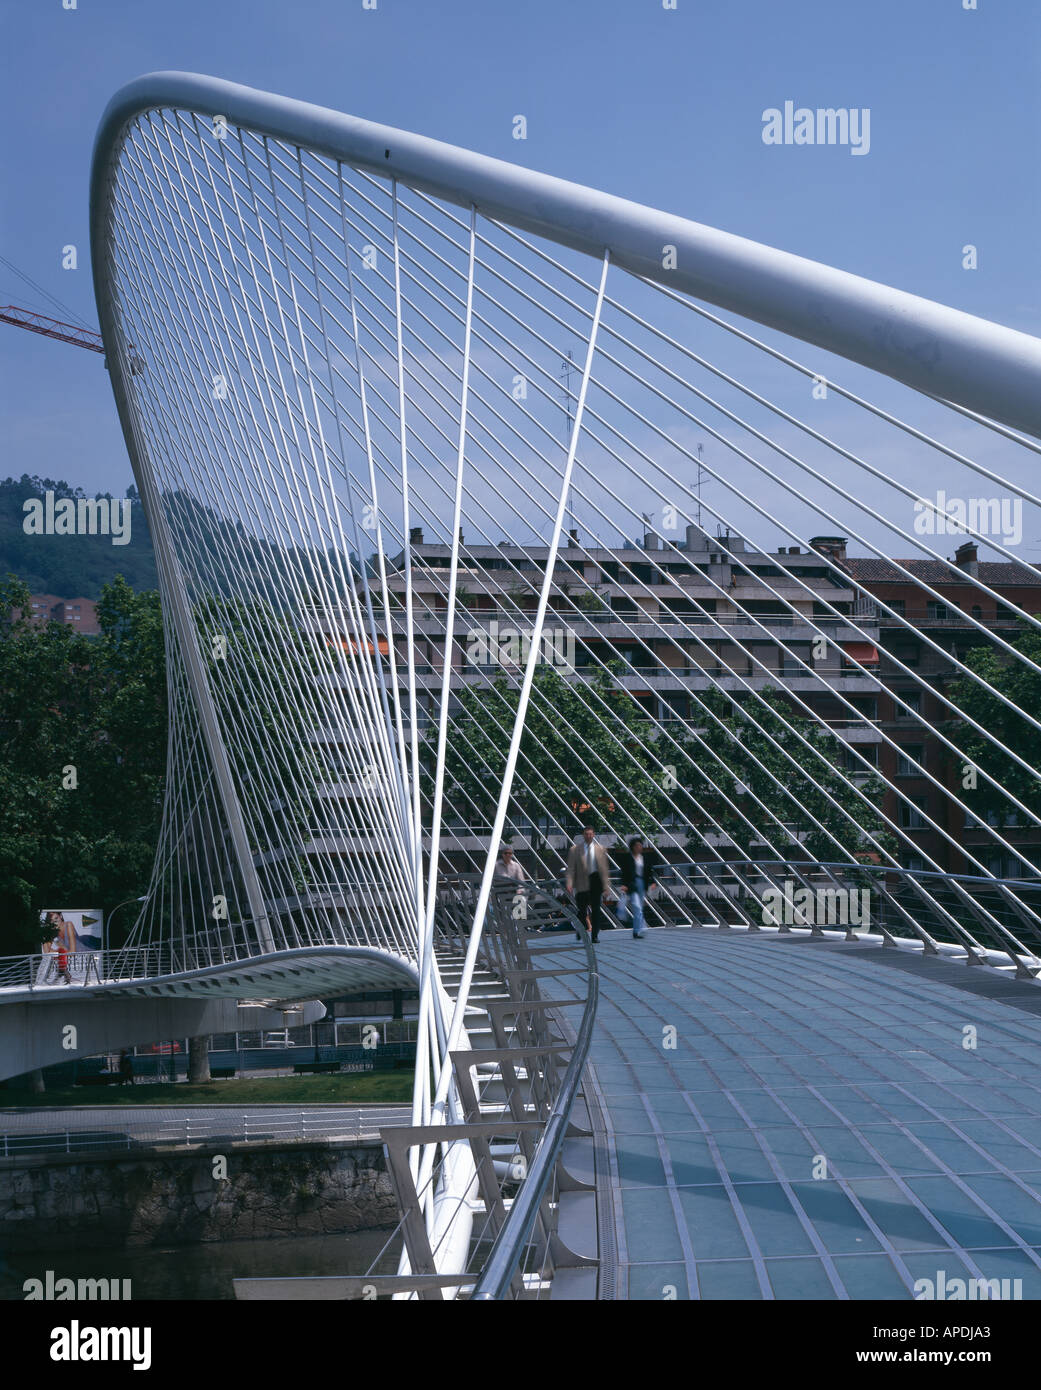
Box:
[578,928,1041,1300]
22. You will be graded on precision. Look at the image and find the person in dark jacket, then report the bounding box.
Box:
[616,837,662,939]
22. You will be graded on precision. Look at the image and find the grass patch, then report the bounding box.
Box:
[0,1071,414,1108]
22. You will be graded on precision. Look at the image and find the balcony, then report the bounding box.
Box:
[381,608,876,634]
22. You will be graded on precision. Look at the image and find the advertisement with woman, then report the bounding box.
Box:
[37,909,105,984]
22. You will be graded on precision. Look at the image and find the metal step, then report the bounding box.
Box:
[553,1191,598,1264]
[558,1134,596,1190]
[549,1266,598,1301]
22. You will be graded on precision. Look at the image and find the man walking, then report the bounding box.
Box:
[566,824,612,944]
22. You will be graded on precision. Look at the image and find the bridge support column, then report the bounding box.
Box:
[188,1033,211,1083]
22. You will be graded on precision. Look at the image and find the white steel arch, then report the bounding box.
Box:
[90,72,1041,1291]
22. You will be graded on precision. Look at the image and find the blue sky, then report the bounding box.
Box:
[2,0,1040,501]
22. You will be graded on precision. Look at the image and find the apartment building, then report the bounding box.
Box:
[844,539,1041,879]
[295,525,1041,906]
[296,525,885,881]
[12,593,100,634]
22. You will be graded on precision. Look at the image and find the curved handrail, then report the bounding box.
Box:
[469,877,599,1300]
[672,856,1041,976]
[428,872,599,1298]
[679,857,1041,891]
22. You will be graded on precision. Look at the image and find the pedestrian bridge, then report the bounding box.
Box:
[0,947,349,1079]
[551,925,1041,1300]
[7,67,1037,1297]
[5,879,1041,1298]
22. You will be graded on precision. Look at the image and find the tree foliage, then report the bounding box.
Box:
[422,664,890,864]
[662,687,895,863]
[943,624,1041,823]
[0,575,166,953]
[0,476,157,596]
[422,663,671,839]
[194,593,335,868]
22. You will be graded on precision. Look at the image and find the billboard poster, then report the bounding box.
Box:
[37,909,105,984]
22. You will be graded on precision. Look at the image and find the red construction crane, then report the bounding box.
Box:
[0,304,104,353]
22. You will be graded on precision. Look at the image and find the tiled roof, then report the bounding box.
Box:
[844,558,1041,586]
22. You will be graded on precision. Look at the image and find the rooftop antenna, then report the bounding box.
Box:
[696,443,705,527]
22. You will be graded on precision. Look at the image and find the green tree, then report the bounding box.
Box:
[422,662,670,839]
[0,475,157,596]
[0,575,167,955]
[664,687,895,864]
[194,594,334,865]
[0,576,100,952]
[943,624,1041,823]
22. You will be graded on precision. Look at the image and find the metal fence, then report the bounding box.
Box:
[0,1105,413,1158]
[342,877,599,1302]
[0,946,171,993]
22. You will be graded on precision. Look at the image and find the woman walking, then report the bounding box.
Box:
[617,837,662,940]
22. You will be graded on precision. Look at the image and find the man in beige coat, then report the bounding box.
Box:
[566,825,612,943]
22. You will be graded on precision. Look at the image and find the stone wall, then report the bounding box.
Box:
[0,1140,397,1251]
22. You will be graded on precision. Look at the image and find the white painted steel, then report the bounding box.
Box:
[89,72,1041,1295]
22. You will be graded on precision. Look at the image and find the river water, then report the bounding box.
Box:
[0,1227,402,1300]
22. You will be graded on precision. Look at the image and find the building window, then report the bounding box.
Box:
[896,689,921,717]
[896,745,925,776]
[927,601,949,621]
[780,642,811,675]
[745,600,787,617]
[899,798,927,829]
[888,598,906,618]
[846,744,878,770]
[971,605,983,621]
[718,646,750,676]
[662,692,690,720]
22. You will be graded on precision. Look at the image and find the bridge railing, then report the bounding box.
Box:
[354,876,598,1301]
[0,946,176,993]
[0,918,415,993]
[661,858,1041,978]
[0,1106,414,1158]
[470,878,600,1300]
